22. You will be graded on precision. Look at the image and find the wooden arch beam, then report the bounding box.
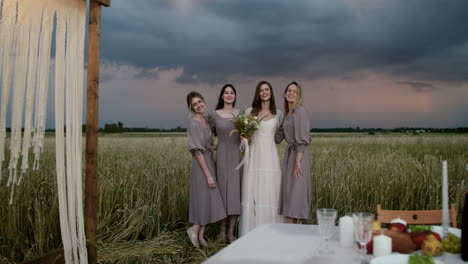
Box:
[85,1,110,264]
[96,0,110,7]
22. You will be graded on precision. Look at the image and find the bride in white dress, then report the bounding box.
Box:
[239,80,284,236]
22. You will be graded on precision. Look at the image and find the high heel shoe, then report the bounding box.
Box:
[187,227,199,248]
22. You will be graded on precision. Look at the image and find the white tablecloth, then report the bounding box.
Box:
[203,224,466,264]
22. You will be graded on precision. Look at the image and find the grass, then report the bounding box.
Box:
[0,133,467,263]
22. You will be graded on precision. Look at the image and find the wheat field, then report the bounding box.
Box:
[0,133,467,263]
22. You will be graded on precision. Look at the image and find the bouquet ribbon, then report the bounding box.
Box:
[235,138,249,170]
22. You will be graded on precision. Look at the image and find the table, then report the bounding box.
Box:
[203,224,466,264]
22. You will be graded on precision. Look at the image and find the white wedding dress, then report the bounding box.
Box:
[239,109,284,236]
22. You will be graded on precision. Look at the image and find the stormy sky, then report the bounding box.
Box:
[60,0,468,128]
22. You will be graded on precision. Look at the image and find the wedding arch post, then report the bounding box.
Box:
[20,0,110,264]
[85,0,110,263]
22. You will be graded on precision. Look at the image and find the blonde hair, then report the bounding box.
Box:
[283,81,303,114]
[186,91,205,113]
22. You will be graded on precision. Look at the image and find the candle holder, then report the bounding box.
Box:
[441,161,450,238]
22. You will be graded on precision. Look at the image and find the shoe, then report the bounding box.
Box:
[199,237,209,247]
[187,227,199,248]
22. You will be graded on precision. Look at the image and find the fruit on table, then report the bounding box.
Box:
[409,225,431,233]
[372,221,382,232]
[384,230,417,253]
[422,235,442,256]
[411,232,427,249]
[388,222,408,233]
[366,238,373,254]
[441,232,461,253]
[408,254,436,264]
[430,232,441,241]
[410,231,442,249]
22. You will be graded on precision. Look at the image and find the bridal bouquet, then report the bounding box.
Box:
[229,112,262,170]
[229,113,261,139]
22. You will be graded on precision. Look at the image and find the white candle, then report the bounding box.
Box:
[339,215,354,248]
[373,234,392,257]
[442,160,450,230]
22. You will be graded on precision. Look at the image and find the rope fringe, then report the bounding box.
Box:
[0,0,88,263]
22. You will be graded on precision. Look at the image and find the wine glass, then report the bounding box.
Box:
[316,208,337,255]
[353,213,374,264]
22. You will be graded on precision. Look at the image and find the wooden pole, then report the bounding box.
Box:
[85,1,102,263]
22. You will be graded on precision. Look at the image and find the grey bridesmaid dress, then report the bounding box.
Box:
[188,118,227,225]
[275,106,311,220]
[207,111,242,216]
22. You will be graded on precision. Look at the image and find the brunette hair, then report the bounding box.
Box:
[215,84,237,110]
[283,81,303,114]
[186,91,205,113]
[251,80,277,116]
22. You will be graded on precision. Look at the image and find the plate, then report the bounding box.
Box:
[370,254,444,264]
[430,226,461,238]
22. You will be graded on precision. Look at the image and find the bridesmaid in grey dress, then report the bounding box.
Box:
[275,82,311,223]
[207,84,242,243]
[186,91,226,248]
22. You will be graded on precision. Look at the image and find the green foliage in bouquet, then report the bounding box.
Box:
[229,112,262,139]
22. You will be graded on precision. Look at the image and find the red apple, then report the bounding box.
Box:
[410,231,442,249]
[366,239,373,254]
[429,231,441,241]
[388,223,407,233]
[410,232,427,249]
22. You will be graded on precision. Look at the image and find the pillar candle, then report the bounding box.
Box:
[339,215,354,248]
[442,160,450,231]
[373,234,392,257]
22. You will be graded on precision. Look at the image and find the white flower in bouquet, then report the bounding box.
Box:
[229,111,264,169]
[229,111,264,140]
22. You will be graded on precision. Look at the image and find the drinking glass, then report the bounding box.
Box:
[316,208,337,255]
[353,213,374,264]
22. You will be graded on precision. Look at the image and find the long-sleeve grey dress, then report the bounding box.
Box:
[275,106,311,220]
[188,118,227,225]
[207,111,242,216]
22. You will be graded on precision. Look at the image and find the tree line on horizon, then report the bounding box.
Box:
[42,122,468,134]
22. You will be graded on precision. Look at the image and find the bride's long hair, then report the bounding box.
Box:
[251,80,277,116]
[283,81,303,114]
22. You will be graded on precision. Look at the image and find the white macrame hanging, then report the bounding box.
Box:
[0,0,88,263]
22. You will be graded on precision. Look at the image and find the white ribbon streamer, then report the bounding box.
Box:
[235,138,250,170]
[0,0,88,262]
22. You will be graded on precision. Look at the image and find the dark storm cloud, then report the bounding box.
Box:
[396,81,436,93]
[135,68,160,79]
[100,0,468,84]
